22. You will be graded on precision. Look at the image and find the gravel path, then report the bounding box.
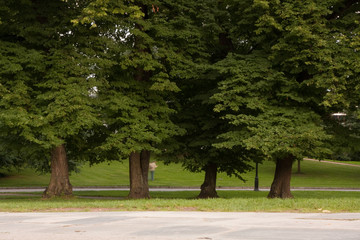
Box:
[303,158,360,167]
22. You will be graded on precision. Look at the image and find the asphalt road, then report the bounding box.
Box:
[0,211,359,240]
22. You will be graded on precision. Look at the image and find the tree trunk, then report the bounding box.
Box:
[267,156,294,199]
[43,145,72,198]
[127,4,153,200]
[128,150,150,199]
[197,163,219,199]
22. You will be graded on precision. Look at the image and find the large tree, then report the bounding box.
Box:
[171,71,256,198]
[76,1,208,199]
[0,0,108,197]
[165,0,256,198]
[212,0,360,198]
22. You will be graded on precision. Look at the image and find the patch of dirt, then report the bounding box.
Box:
[77,196,126,200]
[176,206,198,211]
[38,208,121,212]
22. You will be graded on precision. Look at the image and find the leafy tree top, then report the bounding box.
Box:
[0,0,110,168]
[211,0,360,161]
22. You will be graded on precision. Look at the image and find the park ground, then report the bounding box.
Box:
[1,158,360,188]
[1,160,359,239]
[0,159,359,213]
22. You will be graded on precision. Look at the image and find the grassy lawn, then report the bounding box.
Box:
[1,160,359,188]
[0,191,359,213]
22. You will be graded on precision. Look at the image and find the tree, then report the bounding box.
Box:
[211,0,360,198]
[150,0,255,199]
[0,139,25,172]
[0,0,107,197]
[322,0,360,162]
[76,1,209,199]
[171,73,255,198]
[327,112,360,162]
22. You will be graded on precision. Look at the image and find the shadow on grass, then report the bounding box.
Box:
[0,193,41,200]
[72,190,269,199]
[292,191,360,199]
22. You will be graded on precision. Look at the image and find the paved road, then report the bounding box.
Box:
[0,211,359,240]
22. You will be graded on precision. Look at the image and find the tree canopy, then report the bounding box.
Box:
[0,0,112,196]
[0,0,359,199]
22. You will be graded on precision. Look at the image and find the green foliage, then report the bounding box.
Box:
[326,112,360,161]
[0,0,359,182]
[72,0,144,27]
[157,0,256,179]
[0,0,111,171]
[211,0,360,163]
[79,1,213,161]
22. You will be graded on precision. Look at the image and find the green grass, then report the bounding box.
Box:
[1,160,360,188]
[2,161,359,213]
[0,191,359,213]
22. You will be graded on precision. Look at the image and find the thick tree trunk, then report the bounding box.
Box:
[128,150,150,199]
[268,156,294,199]
[43,145,72,198]
[197,163,219,199]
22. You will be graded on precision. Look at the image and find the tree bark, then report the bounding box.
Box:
[128,150,150,199]
[197,163,219,199]
[43,144,72,198]
[267,156,294,199]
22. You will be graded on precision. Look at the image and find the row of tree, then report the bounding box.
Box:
[0,0,359,199]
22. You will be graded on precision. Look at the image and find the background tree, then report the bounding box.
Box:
[327,112,360,162]
[322,0,360,162]
[164,0,256,198]
[171,68,256,198]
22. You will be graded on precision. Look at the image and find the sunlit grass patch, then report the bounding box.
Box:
[0,191,359,213]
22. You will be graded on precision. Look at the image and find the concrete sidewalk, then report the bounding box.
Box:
[1,211,359,240]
